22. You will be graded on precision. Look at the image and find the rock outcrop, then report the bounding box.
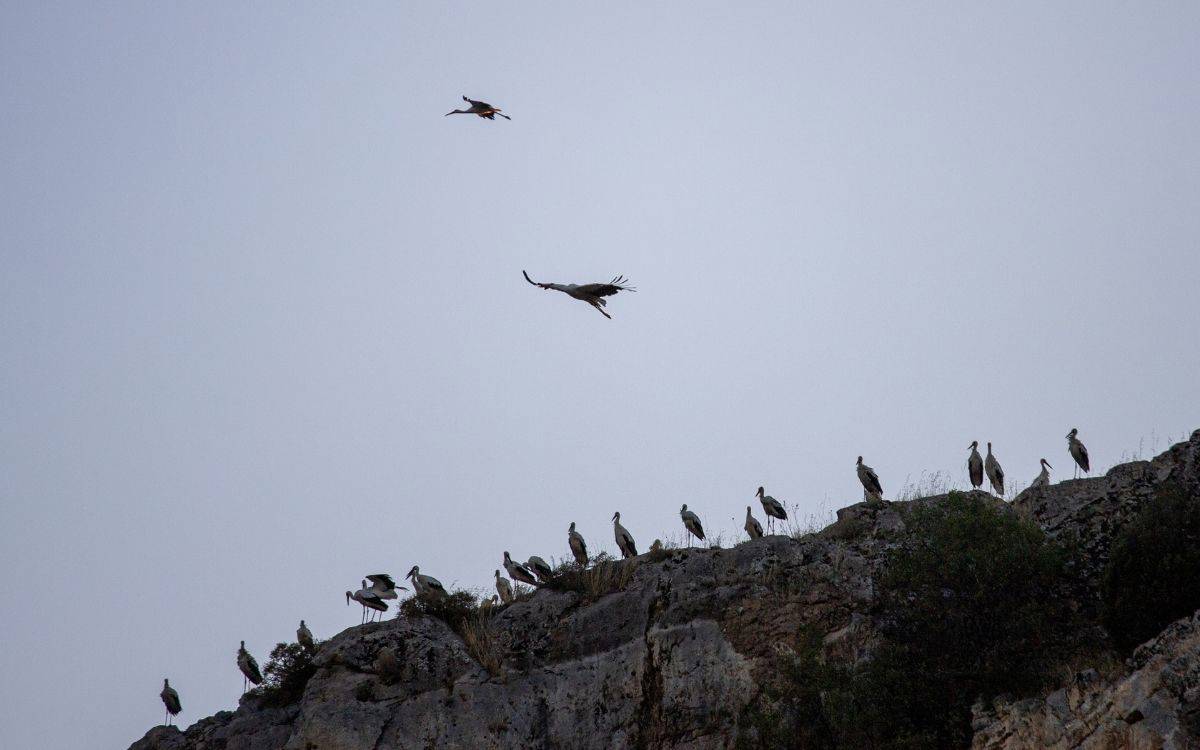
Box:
[129,430,1200,750]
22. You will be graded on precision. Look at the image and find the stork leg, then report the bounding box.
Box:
[588,300,612,319]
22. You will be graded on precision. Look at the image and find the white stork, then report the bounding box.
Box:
[744,506,764,540]
[347,581,388,623]
[494,570,514,604]
[297,620,315,651]
[680,504,705,547]
[406,566,448,599]
[523,270,636,319]
[568,522,588,565]
[444,95,511,120]
[968,441,984,490]
[612,512,638,558]
[1031,458,1053,488]
[503,551,539,586]
[526,555,554,582]
[756,487,787,533]
[985,442,1005,496]
[236,641,263,694]
[857,456,883,502]
[160,679,182,726]
[1067,428,1091,478]
[366,573,408,602]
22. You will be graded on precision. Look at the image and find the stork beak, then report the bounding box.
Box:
[345,592,350,605]
[611,512,618,521]
[1046,461,1053,469]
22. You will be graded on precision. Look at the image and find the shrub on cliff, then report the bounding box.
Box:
[399,590,479,631]
[247,642,317,707]
[1103,483,1200,652]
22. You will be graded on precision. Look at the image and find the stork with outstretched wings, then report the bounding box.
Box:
[522,270,636,319]
[445,96,511,120]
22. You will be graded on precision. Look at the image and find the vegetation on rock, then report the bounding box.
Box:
[247,642,318,707]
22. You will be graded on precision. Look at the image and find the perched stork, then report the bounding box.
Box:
[522,270,635,319]
[568,522,588,565]
[744,506,764,540]
[968,441,984,490]
[1031,458,1053,488]
[482,594,499,613]
[680,504,705,547]
[160,679,182,726]
[444,95,510,120]
[347,581,388,623]
[366,573,408,602]
[406,566,448,599]
[494,570,514,604]
[985,442,1005,496]
[857,456,883,502]
[503,551,539,586]
[296,620,315,651]
[612,512,638,558]
[236,641,263,694]
[526,555,554,582]
[755,487,787,533]
[1067,428,1091,478]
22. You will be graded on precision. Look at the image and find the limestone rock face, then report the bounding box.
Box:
[971,610,1200,750]
[127,431,1200,750]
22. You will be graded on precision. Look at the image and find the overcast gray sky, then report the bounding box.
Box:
[2,3,1198,748]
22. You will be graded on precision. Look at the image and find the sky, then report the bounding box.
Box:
[1,3,1198,748]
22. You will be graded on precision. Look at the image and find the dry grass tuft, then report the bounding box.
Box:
[458,611,510,677]
[542,552,638,601]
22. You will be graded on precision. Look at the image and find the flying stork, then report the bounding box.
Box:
[1067,428,1091,478]
[1031,458,1053,488]
[346,581,388,623]
[968,441,984,490]
[160,679,182,726]
[503,551,539,586]
[744,506,764,540]
[985,442,1005,496]
[522,270,635,319]
[526,555,554,582]
[612,512,638,558]
[568,522,588,565]
[494,570,514,604]
[444,96,511,120]
[297,620,315,651]
[755,487,787,533]
[236,641,263,694]
[680,504,705,547]
[406,566,448,599]
[857,456,883,502]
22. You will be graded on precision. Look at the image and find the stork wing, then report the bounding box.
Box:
[366,573,395,590]
[465,96,489,108]
[576,276,636,297]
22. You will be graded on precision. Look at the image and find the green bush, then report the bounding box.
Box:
[1103,483,1200,652]
[738,492,1081,749]
[399,590,479,631]
[247,642,317,707]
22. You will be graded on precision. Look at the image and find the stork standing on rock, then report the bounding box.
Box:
[236,641,263,694]
[613,512,638,558]
[857,456,884,502]
[160,679,181,726]
[985,442,1005,496]
[347,581,388,622]
[680,504,705,547]
[444,95,511,120]
[968,441,984,490]
[522,270,635,319]
[1067,428,1091,478]
[406,566,448,599]
[297,620,314,651]
[1031,458,1053,488]
[495,570,513,604]
[366,573,407,603]
[526,555,554,582]
[503,551,539,586]
[568,522,588,565]
[744,506,764,540]
[756,487,787,533]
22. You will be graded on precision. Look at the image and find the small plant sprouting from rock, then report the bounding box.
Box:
[246,642,318,708]
[458,611,511,677]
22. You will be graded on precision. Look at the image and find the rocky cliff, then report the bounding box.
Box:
[130,431,1200,750]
